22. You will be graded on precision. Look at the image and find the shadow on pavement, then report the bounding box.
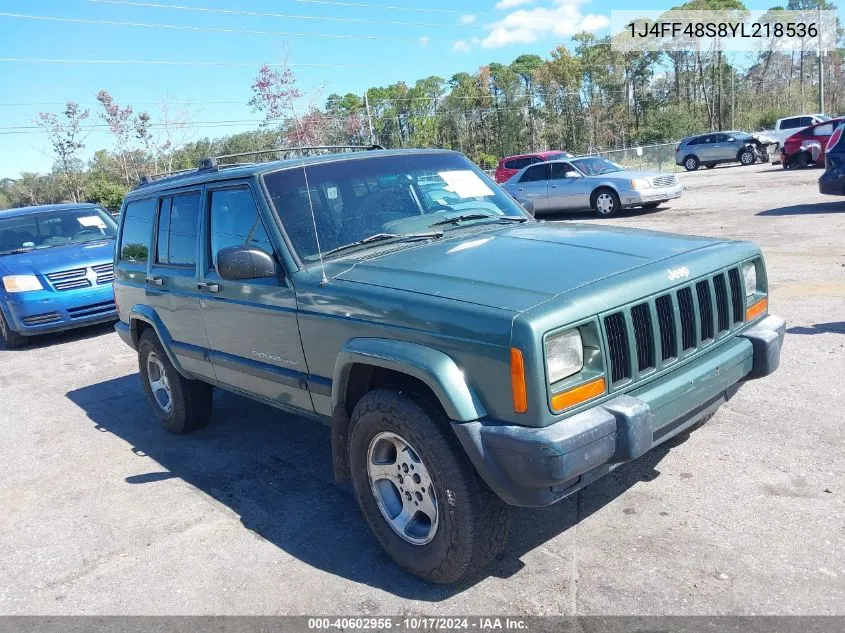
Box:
[0,321,116,352]
[757,201,845,216]
[67,374,691,599]
[787,322,845,336]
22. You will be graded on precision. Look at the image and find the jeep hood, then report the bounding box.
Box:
[0,239,114,276]
[326,223,722,313]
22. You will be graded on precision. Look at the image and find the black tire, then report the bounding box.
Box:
[739,148,755,166]
[591,187,621,218]
[0,307,28,349]
[787,153,809,170]
[348,388,509,584]
[683,155,699,171]
[705,164,715,169]
[641,202,662,210]
[138,329,213,433]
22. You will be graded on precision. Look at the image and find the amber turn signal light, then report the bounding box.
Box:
[510,348,528,413]
[550,377,606,411]
[745,297,768,322]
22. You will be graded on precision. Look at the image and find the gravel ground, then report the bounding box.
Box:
[1,162,843,615]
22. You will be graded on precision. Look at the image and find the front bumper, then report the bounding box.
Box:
[621,184,684,206]
[1,284,117,336]
[453,314,785,507]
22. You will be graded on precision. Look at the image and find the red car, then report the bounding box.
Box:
[494,150,573,183]
[782,117,844,169]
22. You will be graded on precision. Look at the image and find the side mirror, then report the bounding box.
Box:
[217,245,276,280]
[564,171,581,179]
[727,137,735,142]
[517,198,535,217]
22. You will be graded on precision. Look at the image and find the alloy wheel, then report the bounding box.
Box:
[146,352,173,414]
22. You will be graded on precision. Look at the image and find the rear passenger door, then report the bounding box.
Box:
[513,163,551,211]
[198,181,312,412]
[147,190,216,381]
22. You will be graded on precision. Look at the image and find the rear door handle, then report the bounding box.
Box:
[197,282,219,293]
[145,276,163,286]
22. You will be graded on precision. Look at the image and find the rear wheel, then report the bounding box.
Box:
[705,164,715,169]
[138,329,213,433]
[0,307,27,349]
[683,155,699,171]
[348,388,508,583]
[592,188,621,218]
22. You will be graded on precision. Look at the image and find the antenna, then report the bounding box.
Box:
[289,117,329,286]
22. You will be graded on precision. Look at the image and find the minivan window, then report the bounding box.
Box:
[0,206,116,256]
[119,199,156,262]
[155,193,200,266]
[208,188,273,270]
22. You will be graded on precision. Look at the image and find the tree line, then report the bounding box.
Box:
[1,0,841,211]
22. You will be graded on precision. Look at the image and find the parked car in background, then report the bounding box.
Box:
[781,117,843,169]
[113,146,782,584]
[818,122,845,196]
[494,150,573,183]
[675,132,774,171]
[0,203,118,348]
[763,114,830,150]
[502,156,683,217]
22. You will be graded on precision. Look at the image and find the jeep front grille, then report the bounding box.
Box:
[603,267,745,386]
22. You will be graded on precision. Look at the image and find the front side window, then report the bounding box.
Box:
[156,193,200,266]
[550,162,577,179]
[208,188,274,271]
[0,206,116,257]
[119,200,155,262]
[262,153,526,263]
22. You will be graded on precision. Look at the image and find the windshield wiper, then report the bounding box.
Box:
[429,214,529,227]
[321,231,444,257]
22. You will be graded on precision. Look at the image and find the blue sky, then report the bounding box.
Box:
[0,0,834,178]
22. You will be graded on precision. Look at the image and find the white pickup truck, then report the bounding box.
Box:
[764,114,831,148]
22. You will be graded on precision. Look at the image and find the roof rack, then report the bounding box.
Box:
[133,144,384,190]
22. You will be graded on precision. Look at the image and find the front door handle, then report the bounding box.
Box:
[197,282,219,293]
[145,276,163,286]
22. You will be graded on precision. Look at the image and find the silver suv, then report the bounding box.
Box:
[675,132,758,171]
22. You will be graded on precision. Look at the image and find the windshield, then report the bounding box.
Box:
[0,207,116,256]
[570,157,625,176]
[263,152,527,262]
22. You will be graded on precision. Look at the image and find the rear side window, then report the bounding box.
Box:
[781,118,801,129]
[119,198,156,262]
[815,123,834,136]
[505,157,529,170]
[520,163,551,182]
[155,193,200,266]
[208,188,274,271]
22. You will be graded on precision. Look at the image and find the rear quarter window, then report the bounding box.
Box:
[119,198,156,263]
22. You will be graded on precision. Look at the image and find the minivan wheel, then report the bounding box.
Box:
[0,308,27,349]
[348,388,509,583]
[683,156,699,171]
[592,188,621,217]
[138,329,213,433]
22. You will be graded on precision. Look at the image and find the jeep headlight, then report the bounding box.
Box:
[631,178,650,190]
[2,275,43,293]
[545,329,584,383]
[742,262,757,298]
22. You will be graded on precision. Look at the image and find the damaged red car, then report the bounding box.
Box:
[782,117,844,169]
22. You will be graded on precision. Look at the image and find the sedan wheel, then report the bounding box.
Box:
[593,189,620,217]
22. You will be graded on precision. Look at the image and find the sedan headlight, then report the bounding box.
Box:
[2,275,43,293]
[742,262,757,298]
[545,329,584,383]
[631,178,651,190]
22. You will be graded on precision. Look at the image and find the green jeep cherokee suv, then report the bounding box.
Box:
[114,148,784,583]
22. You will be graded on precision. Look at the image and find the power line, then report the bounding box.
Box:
[88,0,487,29]
[289,0,486,16]
[0,12,451,43]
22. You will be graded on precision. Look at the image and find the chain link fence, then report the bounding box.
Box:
[583,142,682,173]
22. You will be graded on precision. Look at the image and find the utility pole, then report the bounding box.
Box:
[818,5,825,114]
[363,92,376,145]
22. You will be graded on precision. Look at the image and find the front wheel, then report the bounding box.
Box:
[138,330,213,433]
[348,388,508,583]
[592,188,621,217]
[0,307,27,349]
[739,148,755,166]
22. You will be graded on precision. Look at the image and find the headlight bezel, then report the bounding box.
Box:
[2,274,43,293]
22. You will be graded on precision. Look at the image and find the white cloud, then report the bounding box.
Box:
[419,36,430,46]
[459,14,477,24]
[495,0,534,9]
[452,39,473,53]
[475,0,609,50]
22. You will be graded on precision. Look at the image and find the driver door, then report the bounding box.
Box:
[512,163,551,211]
[548,162,589,210]
[198,181,313,412]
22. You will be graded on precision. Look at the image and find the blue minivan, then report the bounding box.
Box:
[0,203,118,348]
